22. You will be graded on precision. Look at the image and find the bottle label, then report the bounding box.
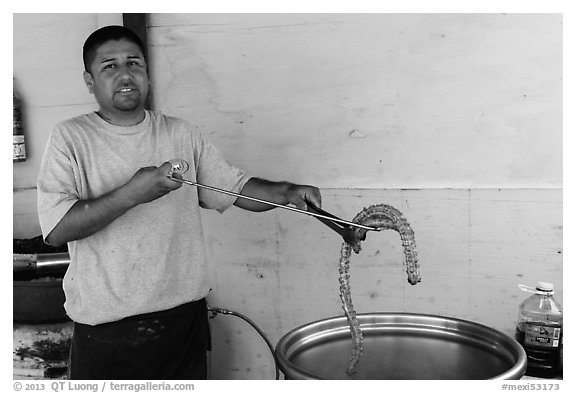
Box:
[524,323,561,348]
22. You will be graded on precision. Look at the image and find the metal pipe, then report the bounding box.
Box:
[14,252,70,272]
[169,176,380,232]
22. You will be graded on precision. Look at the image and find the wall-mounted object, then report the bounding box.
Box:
[13,79,26,162]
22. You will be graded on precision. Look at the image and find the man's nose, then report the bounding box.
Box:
[117,65,134,80]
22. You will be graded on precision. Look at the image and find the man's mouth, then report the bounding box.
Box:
[116,87,139,94]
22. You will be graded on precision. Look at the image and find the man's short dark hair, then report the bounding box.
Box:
[83,25,146,74]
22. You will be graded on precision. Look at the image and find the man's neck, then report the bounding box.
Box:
[96,109,146,126]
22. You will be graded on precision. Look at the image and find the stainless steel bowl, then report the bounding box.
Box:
[276,313,527,380]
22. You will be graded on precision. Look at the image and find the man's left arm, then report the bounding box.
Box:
[234,177,321,212]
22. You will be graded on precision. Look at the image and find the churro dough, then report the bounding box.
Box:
[338,204,421,376]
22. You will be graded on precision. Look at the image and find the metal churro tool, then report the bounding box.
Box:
[166,159,381,240]
[167,158,189,176]
[304,203,362,244]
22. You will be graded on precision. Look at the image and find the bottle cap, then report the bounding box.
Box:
[536,282,554,293]
[518,283,555,295]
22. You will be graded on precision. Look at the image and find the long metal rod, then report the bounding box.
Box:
[169,176,379,231]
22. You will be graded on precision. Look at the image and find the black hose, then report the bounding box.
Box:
[208,306,280,380]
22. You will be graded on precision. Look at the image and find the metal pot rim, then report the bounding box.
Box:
[275,312,527,380]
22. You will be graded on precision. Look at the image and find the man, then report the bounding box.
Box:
[37,25,321,380]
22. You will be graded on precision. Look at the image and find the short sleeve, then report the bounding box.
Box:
[37,125,80,241]
[193,132,251,212]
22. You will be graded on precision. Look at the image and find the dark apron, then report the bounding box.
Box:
[68,298,210,380]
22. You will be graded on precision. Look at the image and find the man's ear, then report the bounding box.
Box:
[83,71,94,94]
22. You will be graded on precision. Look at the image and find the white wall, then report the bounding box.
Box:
[147,13,562,379]
[148,14,561,189]
[13,13,562,380]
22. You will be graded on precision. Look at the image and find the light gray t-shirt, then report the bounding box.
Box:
[37,110,251,325]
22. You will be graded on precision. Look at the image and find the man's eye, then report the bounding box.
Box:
[103,64,116,70]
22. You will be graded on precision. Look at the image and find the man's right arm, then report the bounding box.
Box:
[46,162,182,247]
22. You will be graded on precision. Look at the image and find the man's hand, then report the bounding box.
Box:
[124,162,183,206]
[285,184,322,211]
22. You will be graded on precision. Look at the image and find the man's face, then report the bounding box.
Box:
[83,39,149,122]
